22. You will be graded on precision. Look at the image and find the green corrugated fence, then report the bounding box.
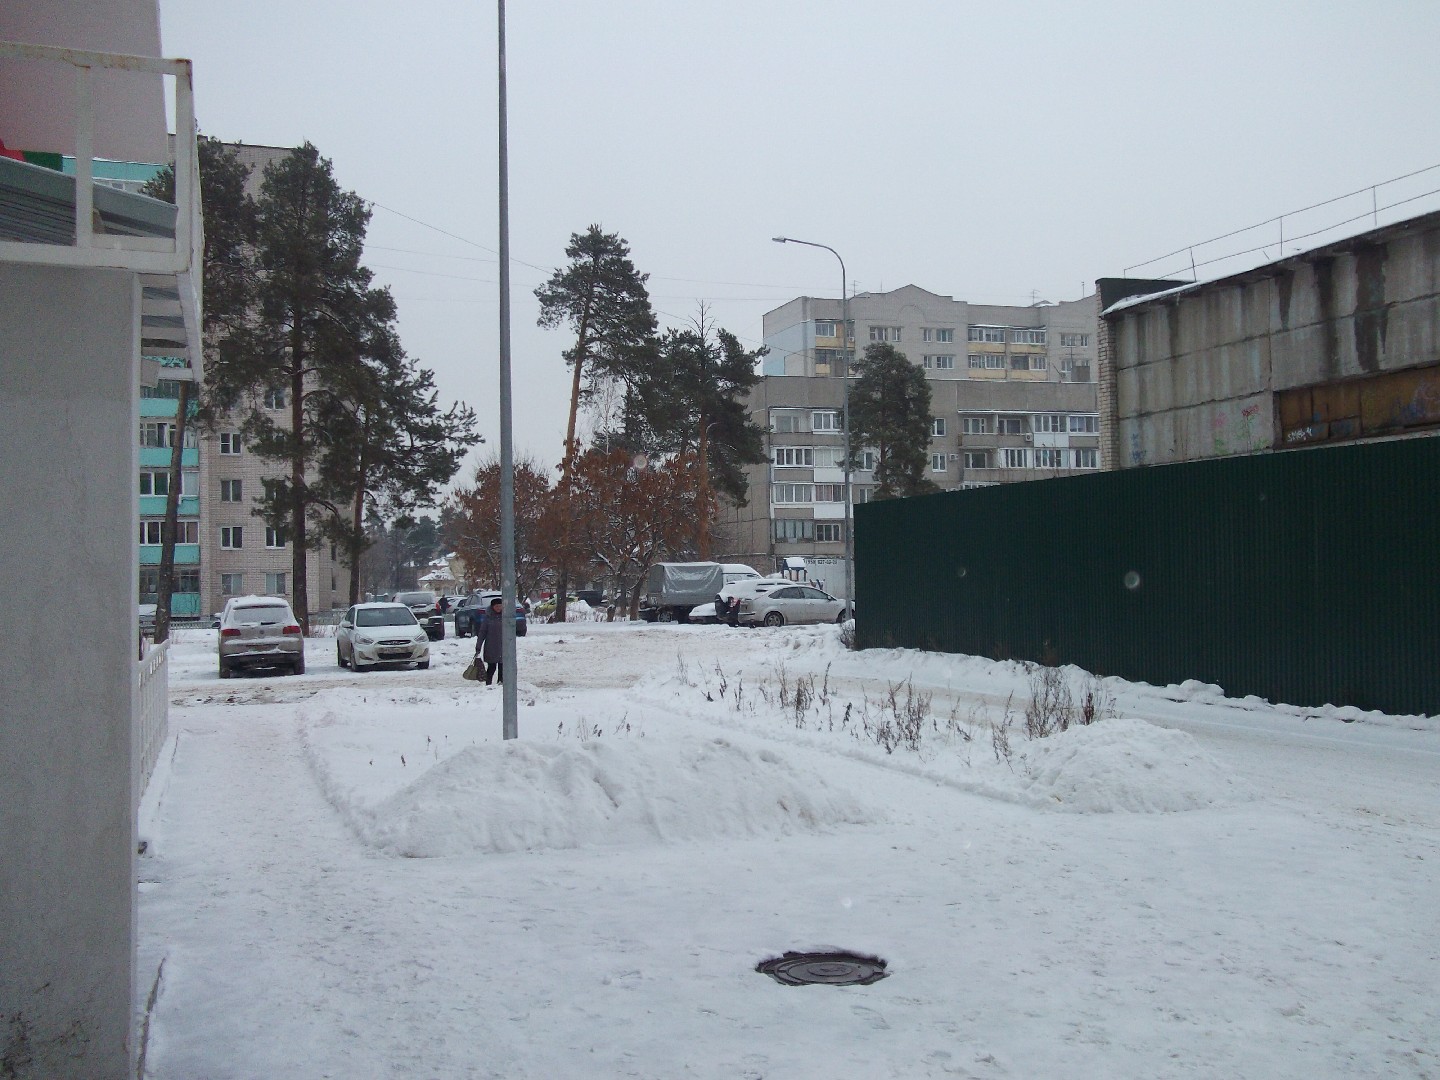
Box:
[854,437,1440,716]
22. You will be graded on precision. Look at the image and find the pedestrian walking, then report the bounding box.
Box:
[475,596,505,685]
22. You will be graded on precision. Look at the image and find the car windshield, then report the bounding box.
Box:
[228,604,290,625]
[394,593,434,606]
[356,607,418,627]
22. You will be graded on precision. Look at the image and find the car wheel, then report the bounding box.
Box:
[353,657,371,673]
[763,611,785,627]
[835,610,850,624]
[337,645,347,668]
[218,660,232,679]
[293,655,305,676]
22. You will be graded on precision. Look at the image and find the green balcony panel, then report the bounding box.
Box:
[138,544,199,566]
[139,447,198,468]
[139,398,181,418]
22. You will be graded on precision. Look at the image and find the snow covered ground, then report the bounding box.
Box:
[138,621,1440,1079]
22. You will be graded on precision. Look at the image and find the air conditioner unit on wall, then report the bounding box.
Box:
[1023,433,1033,443]
[948,453,959,461]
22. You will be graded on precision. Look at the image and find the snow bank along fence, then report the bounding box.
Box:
[854,436,1440,716]
[137,640,168,802]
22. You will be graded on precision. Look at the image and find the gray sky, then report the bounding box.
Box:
[158,0,1440,493]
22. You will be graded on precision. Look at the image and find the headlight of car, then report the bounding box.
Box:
[355,634,375,645]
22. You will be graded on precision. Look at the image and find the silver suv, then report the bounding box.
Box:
[217,596,304,677]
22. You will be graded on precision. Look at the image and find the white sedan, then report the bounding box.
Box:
[736,585,854,627]
[336,602,431,671]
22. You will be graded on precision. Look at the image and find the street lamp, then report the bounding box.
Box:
[771,236,854,612]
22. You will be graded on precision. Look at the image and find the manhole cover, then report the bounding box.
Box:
[756,950,889,986]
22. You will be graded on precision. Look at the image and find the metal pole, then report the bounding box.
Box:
[771,237,855,614]
[497,0,517,739]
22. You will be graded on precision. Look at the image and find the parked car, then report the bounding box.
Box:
[453,590,528,637]
[712,577,795,626]
[392,590,445,641]
[217,595,304,678]
[138,603,157,636]
[335,602,431,672]
[735,584,853,627]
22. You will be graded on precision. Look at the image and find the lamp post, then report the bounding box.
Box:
[771,236,854,612]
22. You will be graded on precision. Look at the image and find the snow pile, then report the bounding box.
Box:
[358,736,876,857]
[1017,717,1253,812]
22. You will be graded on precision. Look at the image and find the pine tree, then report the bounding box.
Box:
[534,226,656,621]
[847,342,939,499]
[621,310,766,558]
[201,142,381,631]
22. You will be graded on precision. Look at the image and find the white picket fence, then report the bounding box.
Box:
[137,640,169,804]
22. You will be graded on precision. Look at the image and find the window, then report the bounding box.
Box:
[1035,414,1066,433]
[139,471,169,496]
[968,353,1005,369]
[1010,328,1047,345]
[221,526,243,550]
[220,478,242,502]
[772,518,815,543]
[220,573,243,596]
[814,484,845,502]
[815,522,843,543]
[1069,415,1099,433]
[140,422,170,448]
[265,526,287,549]
[772,411,804,433]
[962,416,992,435]
[182,470,199,497]
[930,453,947,472]
[963,450,991,469]
[923,328,955,343]
[265,572,287,594]
[773,447,813,467]
[814,348,845,374]
[811,447,843,468]
[175,569,199,593]
[1010,354,1030,371]
[140,379,184,400]
[930,418,947,437]
[812,410,842,432]
[1002,448,1030,468]
[856,450,876,472]
[1074,448,1099,468]
[814,320,837,338]
[1034,448,1064,469]
[139,520,197,545]
[868,325,901,342]
[968,326,1008,343]
[772,483,813,504]
[1060,333,1091,347]
[219,432,242,455]
[1030,355,1048,371]
[853,487,875,504]
[997,416,1025,435]
[263,387,287,410]
[924,354,956,370]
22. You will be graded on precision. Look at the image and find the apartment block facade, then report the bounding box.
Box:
[730,285,1099,580]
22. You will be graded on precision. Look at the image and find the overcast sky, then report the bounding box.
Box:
[158,0,1440,495]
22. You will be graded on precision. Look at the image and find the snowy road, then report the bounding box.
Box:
[138,623,1440,1079]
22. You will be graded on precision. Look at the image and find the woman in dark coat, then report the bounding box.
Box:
[475,596,505,685]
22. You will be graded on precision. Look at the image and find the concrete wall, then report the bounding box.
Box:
[1102,212,1440,468]
[0,265,139,1077]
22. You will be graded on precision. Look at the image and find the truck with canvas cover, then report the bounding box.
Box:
[640,561,725,622]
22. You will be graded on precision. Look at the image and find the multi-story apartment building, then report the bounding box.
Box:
[199,142,344,618]
[730,285,1099,583]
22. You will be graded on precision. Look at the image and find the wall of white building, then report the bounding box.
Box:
[0,264,140,1077]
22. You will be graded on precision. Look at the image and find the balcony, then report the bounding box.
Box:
[0,40,202,370]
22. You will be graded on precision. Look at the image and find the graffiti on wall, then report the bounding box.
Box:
[1211,401,1268,457]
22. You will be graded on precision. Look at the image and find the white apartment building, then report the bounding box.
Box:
[731,285,1100,577]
